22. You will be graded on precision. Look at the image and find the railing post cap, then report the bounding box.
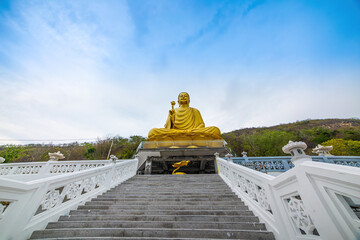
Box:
[225,153,233,162]
[0,157,5,163]
[48,151,65,161]
[109,155,118,163]
[312,144,333,156]
[282,141,312,166]
[282,141,307,153]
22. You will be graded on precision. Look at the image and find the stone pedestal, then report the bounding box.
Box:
[136,145,230,174]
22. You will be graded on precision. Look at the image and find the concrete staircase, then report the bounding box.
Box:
[30,174,275,239]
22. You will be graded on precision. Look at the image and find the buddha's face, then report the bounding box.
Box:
[178,92,190,105]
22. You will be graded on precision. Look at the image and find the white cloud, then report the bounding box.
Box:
[0,1,359,145]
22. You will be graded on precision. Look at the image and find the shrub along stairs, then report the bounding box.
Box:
[30,174,275,239]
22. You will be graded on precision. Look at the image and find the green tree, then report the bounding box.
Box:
[241,130,297,156]
[0,145,26,163]
[310,127,337,144]
[83,142,96,160]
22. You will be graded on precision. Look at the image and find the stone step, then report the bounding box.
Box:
[109,191,232,194]
[122,181,226,183]
[69,209,255,216]
[112,184,227,189]
[105,188,232,192]
[94,196,239,201]
[87,200,244,205]
[117,182,226,185]
[32,238,247,240]
[114,184,227,187]
[31,228,275,239]
[110,186,230,189]
[108,191,232,195]
[123,180,225,184]
[118,181,226,184]
[109,188,232,192]
[120,177,225,180]
[31,238,245,240]
[78,205,248,211]
[46,220,266,231]
[113,185,228,189]
[116,180,226,184]
[129,175,222,179]
[99,193,236,198]
[58,215,260,223]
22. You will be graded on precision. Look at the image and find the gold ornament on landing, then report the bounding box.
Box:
[172,160,190,175]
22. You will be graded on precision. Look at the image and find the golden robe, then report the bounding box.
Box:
[148,107,221,141]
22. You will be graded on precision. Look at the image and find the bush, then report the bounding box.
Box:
[321,139,360,156]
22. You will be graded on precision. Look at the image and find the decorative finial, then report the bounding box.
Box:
[0,157,5,163]
[225,153,233,162]
[241,151,247,157]
[282,140,311,166]
[48,151,65,161]
[109,155,118,163]
[312,144,333,156]
[282,141,307,154]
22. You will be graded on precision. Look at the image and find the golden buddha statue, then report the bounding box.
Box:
[147,92,222,142]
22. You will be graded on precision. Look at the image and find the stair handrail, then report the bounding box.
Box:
[0,158,138,240]
[216,151,360,239]
[0,159,113,176]
[231,155,360,173]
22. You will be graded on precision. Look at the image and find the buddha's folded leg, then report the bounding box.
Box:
[189,126,222,139]
[148,128,180,141]
[148,126,222,142]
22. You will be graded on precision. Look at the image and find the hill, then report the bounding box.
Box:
[1,119,359,163]
[222,118,360,156]
[0,136,145,163]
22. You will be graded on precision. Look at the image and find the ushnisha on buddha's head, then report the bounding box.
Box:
[178,92,190,106]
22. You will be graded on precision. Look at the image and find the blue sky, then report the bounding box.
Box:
[0,0,359,144]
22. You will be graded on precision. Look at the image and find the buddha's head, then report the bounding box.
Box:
[178,92,190,105]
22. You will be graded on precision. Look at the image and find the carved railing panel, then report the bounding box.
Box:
[0,201,11,220]
[0,162,46,175]
[284,194,319,236]
[232,156,360,173]
[0,160,109,176]
[217,159,276,234]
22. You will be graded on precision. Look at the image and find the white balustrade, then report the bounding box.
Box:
[0,160,111,176]
[0,158,138,240]
[216,156,360,240]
